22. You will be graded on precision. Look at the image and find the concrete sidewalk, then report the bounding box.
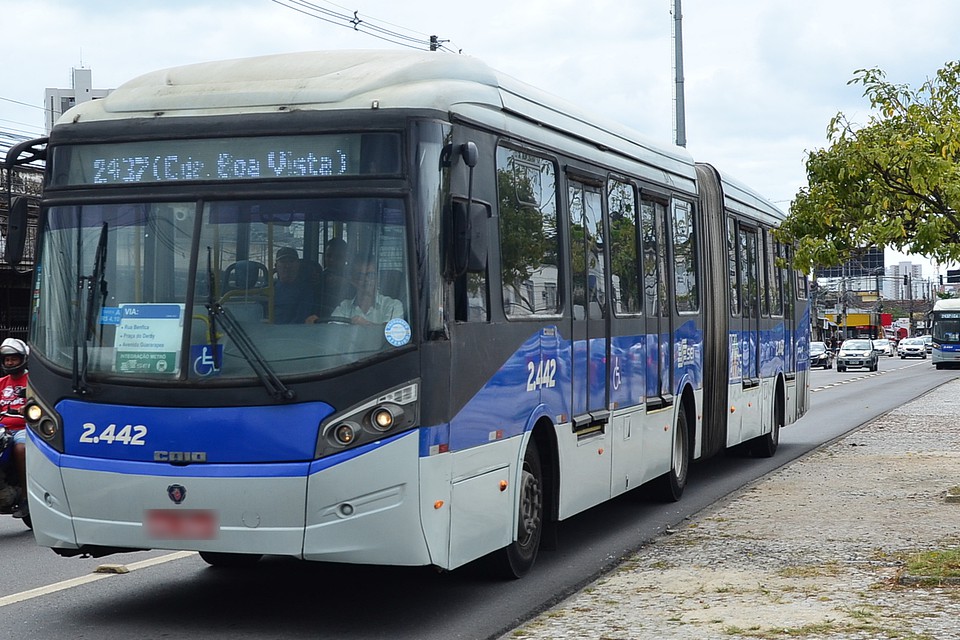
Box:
[503,378,960,639]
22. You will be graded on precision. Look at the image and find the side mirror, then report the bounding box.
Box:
[460,142,478,168]
[451,199,488,276]
[4,196,29,267]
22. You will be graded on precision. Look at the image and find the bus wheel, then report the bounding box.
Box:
[653,408,690,502]
[199,552,263,568]
[749,391,783,458]
[490,439,544,579]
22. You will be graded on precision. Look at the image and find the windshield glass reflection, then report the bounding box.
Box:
[31,197,412,383]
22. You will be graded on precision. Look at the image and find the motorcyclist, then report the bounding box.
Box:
[0,338,29,518]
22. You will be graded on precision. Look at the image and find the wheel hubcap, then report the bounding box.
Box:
[517,468,542,547]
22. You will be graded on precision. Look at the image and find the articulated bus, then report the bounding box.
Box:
[931,298,960,369]
[4,51,809,577]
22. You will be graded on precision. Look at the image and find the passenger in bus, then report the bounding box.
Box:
[272,247,318,323]
[327,255,403,325]
[315,237,355,317]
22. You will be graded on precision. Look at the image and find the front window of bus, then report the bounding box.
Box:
[194,197,410,380]
[933,316,960,342]
[32,203,195,380]
[31,197,411,382]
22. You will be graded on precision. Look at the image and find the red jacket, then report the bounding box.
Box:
[0,372,28,431]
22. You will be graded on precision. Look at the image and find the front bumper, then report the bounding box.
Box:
[26,430,434,566]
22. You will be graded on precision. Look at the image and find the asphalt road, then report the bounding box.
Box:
[1,355,955,640]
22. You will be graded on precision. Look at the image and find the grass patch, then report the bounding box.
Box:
[899,547,960,584]
[777,562,842,579]
[723,620,935,639]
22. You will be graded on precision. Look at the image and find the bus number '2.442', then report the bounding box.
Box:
[526,358,557,392]
[79,422,148,445]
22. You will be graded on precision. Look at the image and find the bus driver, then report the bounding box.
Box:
[326,256,403,326]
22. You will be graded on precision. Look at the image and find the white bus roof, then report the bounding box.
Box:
[58,50,696,184]
[933,298,960,311]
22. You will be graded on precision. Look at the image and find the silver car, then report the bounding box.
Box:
[836,339,879,372]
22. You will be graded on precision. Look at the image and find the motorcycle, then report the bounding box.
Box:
[0,420,31,529]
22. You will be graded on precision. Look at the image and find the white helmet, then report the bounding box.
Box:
[0,338,28,376]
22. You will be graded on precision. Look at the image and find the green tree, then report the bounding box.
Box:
[778,61,960,271]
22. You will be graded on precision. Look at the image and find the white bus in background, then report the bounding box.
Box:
[931,298,960,369]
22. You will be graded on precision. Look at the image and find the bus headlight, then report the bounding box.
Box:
[26,403,44,422]
[317,381,419,455]
[25,396,64,450]
[370,404,400,431]
[332,422,360,446]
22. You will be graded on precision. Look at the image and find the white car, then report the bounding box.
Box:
[898,337,927,359]
[872,339,895,357]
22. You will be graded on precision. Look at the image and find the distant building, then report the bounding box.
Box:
[44,67,111,134]
[883,262,924,300]
[814,247,884,279]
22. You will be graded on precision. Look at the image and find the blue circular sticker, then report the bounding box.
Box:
[384,318,412,347]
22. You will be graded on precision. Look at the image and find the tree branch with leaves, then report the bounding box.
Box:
[777,61,960,271]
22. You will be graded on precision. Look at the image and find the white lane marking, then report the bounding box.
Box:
[0,551,196,608]
[810,360,929,392]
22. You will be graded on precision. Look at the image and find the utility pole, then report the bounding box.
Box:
[905,274,913,335]
[840,261,848,339]
[672,0,686,147]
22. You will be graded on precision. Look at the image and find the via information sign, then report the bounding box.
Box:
[115,303,184,375]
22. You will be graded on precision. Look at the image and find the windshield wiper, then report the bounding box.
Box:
[73,222,108,395]
[205,248,221,371]
[204,299,295,402]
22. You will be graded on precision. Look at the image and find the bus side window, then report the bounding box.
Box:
[495,146,560,319]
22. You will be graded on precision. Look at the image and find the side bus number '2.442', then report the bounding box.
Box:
[526,358,558,392]
[79,422,148,445]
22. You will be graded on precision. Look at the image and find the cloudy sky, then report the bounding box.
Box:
[2,0,958,274]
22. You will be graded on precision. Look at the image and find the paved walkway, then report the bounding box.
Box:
[503,378,960,639]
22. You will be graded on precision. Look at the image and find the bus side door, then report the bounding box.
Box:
[736,224,761,440]
[640,198,674,410]
[568,178,609,428]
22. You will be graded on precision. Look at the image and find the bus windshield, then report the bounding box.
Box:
[31,196,411,383]
[933,315,960,342]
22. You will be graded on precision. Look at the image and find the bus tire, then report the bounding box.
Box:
[199,551,263,568]
[749,389,783,458]
[653,406,690,502]
[490,439,544,579]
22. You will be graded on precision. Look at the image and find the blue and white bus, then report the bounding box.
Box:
[4,51,809,577]
[931,298,960,369]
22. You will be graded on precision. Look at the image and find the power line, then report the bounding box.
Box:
[270,0,461,53]
[0,95,45,112]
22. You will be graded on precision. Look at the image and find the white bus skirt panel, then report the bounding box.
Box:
[302,430,431,565]
[28,436,309,555]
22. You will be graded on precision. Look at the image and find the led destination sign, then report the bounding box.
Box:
[53,133,399,186]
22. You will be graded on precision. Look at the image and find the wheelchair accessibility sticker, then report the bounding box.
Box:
[191,344,223,377]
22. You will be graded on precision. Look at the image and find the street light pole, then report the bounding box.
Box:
[840,261,848,339]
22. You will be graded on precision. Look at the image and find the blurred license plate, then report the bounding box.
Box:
[145,509,218,539]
